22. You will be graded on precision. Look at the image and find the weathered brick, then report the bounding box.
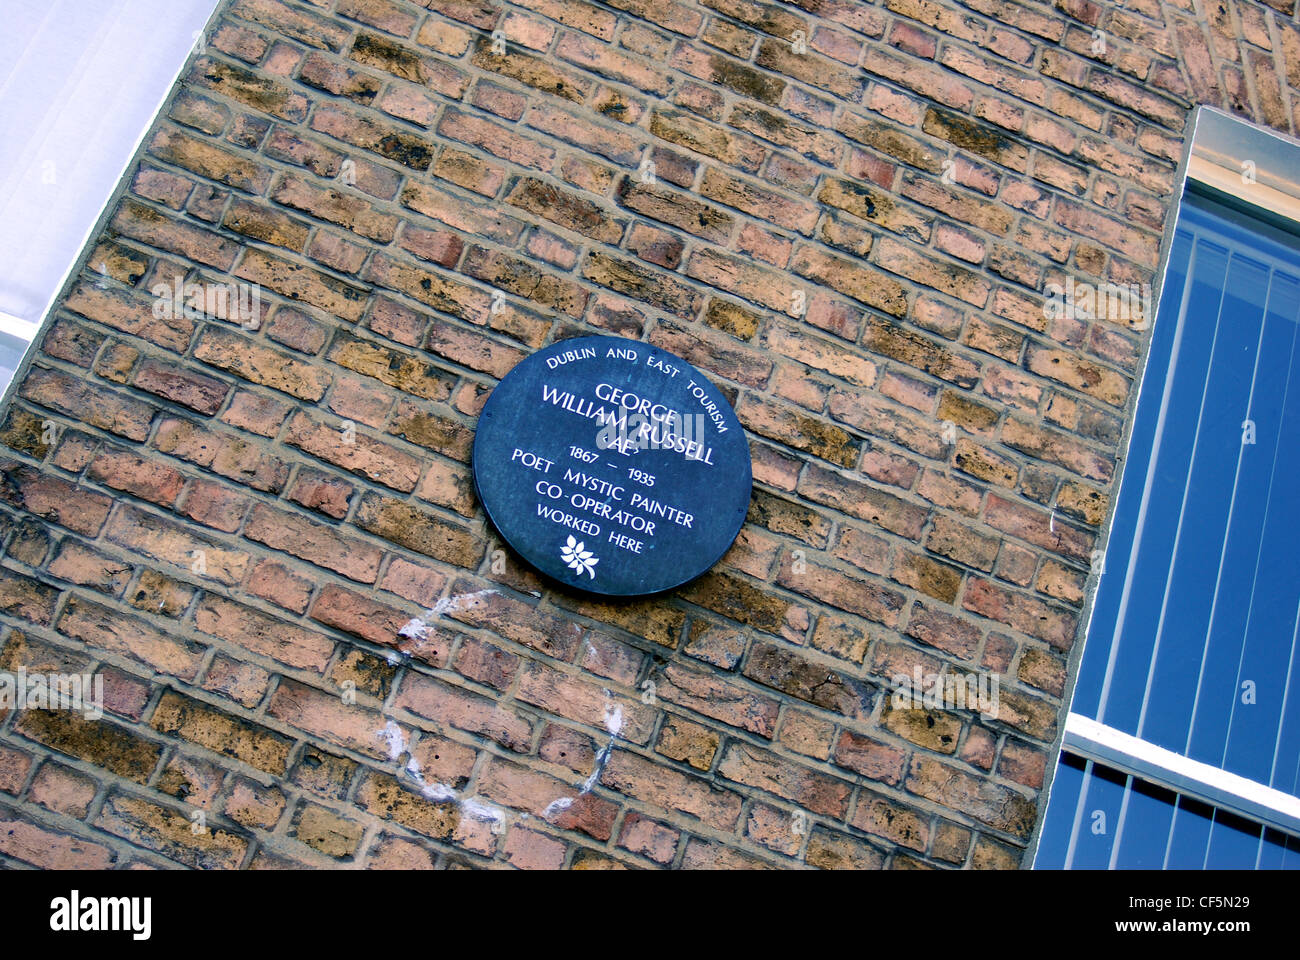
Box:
[153,417,290,493]
[756,37,865,101]
[438,106,556,171]
[271,173,399,242]
[147,126,271,194]
[113,199,240,269]
[443,580,584,662]
[516,660,655,743]
[133,358,230,414]
[151,690,292,774]
[798,464,929,539]
[806,236,920,312]
[650,109,765,172]
[657,663,779,738]
[27,762,98,817]
[310,102,436,171]
[602,750,743,831]
[0,462,113,536]
[807,826,887,869]
[350,32,468,98]
[528,103,642,166]
[353,493,480,568]
[0,816,117,869]
[585,252,706,320]
[86,446,186,507]
[905,755,1036,837]
[266,678,391,759]
[284,410,421,493]
[97,791,249,868]
[617,177,733,243]
[105,503,251,585]
[678,570,797,635]
[701,167,818,234]
[738,394,857,467]
[233,249,370,322]
[196,595,334,671]
[744,639,875,716]
[963,577,1077,650]
[19,367,155,441]
[395,672,534,752]
[462,244,588,318]
[1001,416,1114,482]
[617,811,680,863]
[16,710,162,784]
[851,787,930,847]
[58,594,207,679]
[717,741,852,817]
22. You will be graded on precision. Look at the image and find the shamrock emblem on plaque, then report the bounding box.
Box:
[560,535,599,578]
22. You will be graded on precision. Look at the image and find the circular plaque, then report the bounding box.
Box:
[472,335,752,596]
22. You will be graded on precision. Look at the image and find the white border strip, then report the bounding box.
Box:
[1063,712,1300,838]
[0,310,40,342]
[1187,154,1300,225]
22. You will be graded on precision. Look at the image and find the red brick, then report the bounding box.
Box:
[95,791,248,868]
[202,653,272,708]
[963,577,1078,650]
[87,446,186,507]
[0,463,113,536]
[20,367,155,441]
[47,540,132,595]
[196,595,334,671]
[603,750,743,831]
[59,594,206,679]
[0,817,117,869]
[195,326,333,400]
[395,672,534,752]
[244,501,383,583]
[717,741,852,818]
[106,503,250,584]
[309,583,411,650]
[516,660,655,743]
[180,478,250,532]
[617,811,679,863]
[657,661,779,736]
[0,745,33,794]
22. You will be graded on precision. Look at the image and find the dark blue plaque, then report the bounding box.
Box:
[472,335,752,596]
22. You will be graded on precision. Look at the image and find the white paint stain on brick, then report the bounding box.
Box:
[460,797,507,827]
[397,589,499,646]
[544,691,625,820]
[542,797,573,819]
[397,618,429,642]
[375,720,507,828]
[419,780,457,803]
[604,702,624,737]
[379,720,407,760]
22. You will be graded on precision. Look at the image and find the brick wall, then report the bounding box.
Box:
[0,0,1295,870]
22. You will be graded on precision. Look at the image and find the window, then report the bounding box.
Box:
[1034,119,1300,868]
[0,0,219,394]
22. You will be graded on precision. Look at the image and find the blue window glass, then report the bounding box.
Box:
[1036,188,1300,868]
[1041,758,1300,868]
